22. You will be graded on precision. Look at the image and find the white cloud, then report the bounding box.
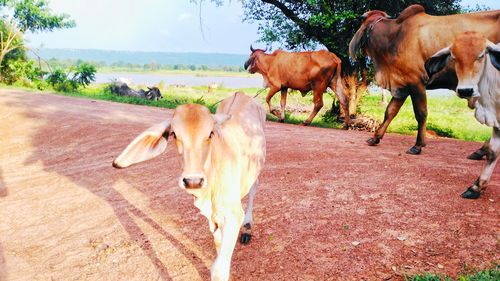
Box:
[178,13,192,21]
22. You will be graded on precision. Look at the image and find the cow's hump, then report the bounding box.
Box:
[396,4,425,23]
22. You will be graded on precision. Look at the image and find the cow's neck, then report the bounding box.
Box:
[366,20,400,69]
[256,54,273,76]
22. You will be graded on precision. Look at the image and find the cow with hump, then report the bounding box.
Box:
[426,31,500,199]
[349,4,500,155]
[244,47,350,128]
[112,92,266,280]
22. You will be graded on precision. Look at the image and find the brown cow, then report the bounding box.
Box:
[425,31,500,199]
[244,47,350,128]
[349,4,500,154]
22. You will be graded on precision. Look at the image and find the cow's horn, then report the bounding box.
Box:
[250,44,255,52]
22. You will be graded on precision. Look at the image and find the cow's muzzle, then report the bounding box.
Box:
[182,177,205,189]
[457,88,474,99]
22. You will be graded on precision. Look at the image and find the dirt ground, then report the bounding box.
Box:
[0,89,498,281]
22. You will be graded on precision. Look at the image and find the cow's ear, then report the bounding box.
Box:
[487,43,500,71]
[113,120,171,168]
[349,24,368,60]
[425,46,451,79]
[213,113,231,125]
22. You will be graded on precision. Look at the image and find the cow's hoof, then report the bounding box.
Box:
[278,118,285,123]
[467,150,486,161]
[240,233,252,244]
[366,137,380,146]
[270,109,281,116]
[342,124,349,130]
[302,122,311,126]
[406,146,422,155]
[461,187,481,199]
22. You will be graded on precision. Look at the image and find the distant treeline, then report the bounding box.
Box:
[28,48,250,72]
[41,58,246,72]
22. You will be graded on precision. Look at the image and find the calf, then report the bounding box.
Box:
[426,31,500,199]
[113,92,266,280]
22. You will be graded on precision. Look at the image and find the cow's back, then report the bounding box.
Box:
[269,50,339,90]
[372,9,500,90]
[413,10,500,59]
[217,92,266,198]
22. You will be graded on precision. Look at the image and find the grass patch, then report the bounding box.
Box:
[406,266,499,281]
[359,94,490,142]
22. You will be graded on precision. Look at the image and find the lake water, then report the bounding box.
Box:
[95,72,454,97]
[94,72,264,89]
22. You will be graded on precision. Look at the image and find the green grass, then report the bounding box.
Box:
[406,266,499,281]
[359,94,491,142]
[71,84,346,129]
[1,82,491,142]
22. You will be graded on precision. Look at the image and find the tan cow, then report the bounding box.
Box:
[349,4,500,155]
[244,47,349,128]
[426,31,500,199]
[113,92,266,280]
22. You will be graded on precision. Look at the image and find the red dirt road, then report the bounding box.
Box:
[0,90,498,281]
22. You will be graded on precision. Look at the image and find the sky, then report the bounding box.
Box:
[24,0,500,55]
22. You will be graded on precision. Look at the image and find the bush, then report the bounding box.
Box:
[46,63,96,92]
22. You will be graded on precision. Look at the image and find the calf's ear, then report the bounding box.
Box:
[425,46,451,80]
[113,120,171,168]
[487,42,500,71]
[213,113,231,125]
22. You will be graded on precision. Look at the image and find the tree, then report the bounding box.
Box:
[240,0,464,115]
[0,0,75,67]
[242,0,461,67]
[0,19,22,69]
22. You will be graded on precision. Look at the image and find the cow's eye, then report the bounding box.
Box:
[477,53,485,60]
[209,131,214,139]
[170,132,176,139]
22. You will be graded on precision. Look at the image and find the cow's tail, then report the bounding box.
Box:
[331,60,350,128]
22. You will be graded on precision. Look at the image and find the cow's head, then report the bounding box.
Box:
[425,31,500,100]
[113,104,231,191]
[145,86,163,101]
[244,45,267,74]
[349,10,389,60]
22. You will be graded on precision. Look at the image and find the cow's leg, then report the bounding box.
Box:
[210,220,222,255]
[211,207,244,281]
[367,95,408,146]
[278,89,287,122]
[303,88,325,125]
[468,139,489,160]
[461,128,500,199]
[330,78,350,129]
[407,87,428,155]
[240,180,258,244]
[265,87,281,118]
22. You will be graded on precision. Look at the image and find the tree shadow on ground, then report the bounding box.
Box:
[0,168,7,197]
[12,97,211,280]
[0,241,6,281]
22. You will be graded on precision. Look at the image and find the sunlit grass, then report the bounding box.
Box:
[359,94,491,142]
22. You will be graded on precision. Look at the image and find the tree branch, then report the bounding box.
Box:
[260,0,329,49]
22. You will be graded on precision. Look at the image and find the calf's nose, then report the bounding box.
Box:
[182,177,204,189]
[457,88,474,98]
